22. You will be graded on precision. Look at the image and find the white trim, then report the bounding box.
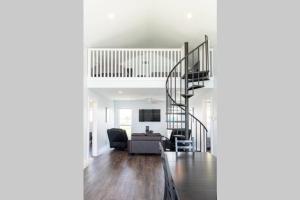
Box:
[87,77,215,88]
[98,145,110,155]
[83,159,89,169]
[83,156,95,169]
[91,101,98,157]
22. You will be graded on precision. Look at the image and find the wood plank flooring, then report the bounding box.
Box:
[84,150,164,200]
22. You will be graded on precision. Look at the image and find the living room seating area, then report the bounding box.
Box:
[107,128,197,154]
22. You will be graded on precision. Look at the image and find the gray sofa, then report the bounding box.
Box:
[128,133,161,154]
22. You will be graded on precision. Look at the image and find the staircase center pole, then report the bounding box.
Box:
[184,42,189,139]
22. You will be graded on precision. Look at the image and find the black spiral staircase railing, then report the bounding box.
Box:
[166,35,211,152]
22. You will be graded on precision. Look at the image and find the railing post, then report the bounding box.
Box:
[209,49,213,77]
[184,42,189,139]
[205,35,209,72]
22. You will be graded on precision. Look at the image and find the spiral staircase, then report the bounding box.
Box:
[166,35,211,152]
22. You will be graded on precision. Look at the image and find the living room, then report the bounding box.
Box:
[4,0,299,200]
[86,87,216,160]
[85,86,216,199]
[84,0,217,199]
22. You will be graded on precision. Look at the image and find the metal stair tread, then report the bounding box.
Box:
[181,70,210,79]
[166,112,185,115]
[187,77,210,82]
[170,103,186,107]
[181,93,194,98]
[187,85,205,91]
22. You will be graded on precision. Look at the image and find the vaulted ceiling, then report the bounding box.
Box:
[84,0,216,48]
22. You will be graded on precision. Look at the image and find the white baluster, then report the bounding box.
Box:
[118,50,120,77]
[93,50,96,77]
[96,50,99,77]
[113,50,116,77]
[160,51,163,77]
[103,50,107,77]
[120,49,123,77]
[110,50,113,77]
[150,50,153,77]
[165,51,167,77]
[129,49,133,77]
[88,49,91,78]
[99,50,102,77]
[147,50,150,77]
[142,51,144,77]
[137,50,139,77]
[107,50,110,77]
[139,50,142,77]
[134,50,137,77]
[154,50,157,77]
[166,51,169,77]
[123,49,125,77]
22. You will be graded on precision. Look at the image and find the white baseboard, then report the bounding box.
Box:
[83,159,89,169]
[98,145,110,155]
[84,156,95,169]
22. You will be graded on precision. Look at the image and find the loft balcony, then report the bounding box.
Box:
[87,47,214,88]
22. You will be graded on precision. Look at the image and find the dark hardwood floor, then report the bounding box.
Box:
[84,150,164,200]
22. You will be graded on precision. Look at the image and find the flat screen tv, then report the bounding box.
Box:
[139,109,161,122]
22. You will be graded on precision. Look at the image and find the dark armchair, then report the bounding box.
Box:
[162,129,191,151]
[107,128,128,150]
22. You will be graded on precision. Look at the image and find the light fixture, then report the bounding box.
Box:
[186,13,193,19]
[107,12,115,20]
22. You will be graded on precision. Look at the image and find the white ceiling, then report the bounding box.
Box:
[84,0,217,48]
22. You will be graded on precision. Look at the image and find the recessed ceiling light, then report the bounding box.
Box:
[186,13,193,19]
[118,90,123,94]
[107,12,115,20]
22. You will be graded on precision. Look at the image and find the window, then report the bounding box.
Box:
[105,107,110,123]
[119,109,132,137]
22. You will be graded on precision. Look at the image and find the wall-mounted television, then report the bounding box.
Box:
[139,109,161,122]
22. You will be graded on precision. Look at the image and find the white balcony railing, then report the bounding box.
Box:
[88,48,183,78]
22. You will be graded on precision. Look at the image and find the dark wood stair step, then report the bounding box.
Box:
[187,85,205,91]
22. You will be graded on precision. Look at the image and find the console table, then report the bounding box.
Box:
[128,133,161,154]
[165,152,217,200]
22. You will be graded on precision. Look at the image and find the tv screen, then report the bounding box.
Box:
[139,109,161,122]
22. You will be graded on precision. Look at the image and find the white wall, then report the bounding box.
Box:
[83,46,89,168]
[88,90,115,156]
[114,100,167,137]
[189,88,217,156]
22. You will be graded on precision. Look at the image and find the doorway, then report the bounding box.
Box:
[88,99,98,158]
